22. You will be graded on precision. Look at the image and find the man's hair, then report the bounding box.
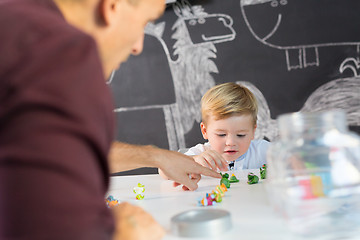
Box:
[61,0,141,5]
[201,82,258,126]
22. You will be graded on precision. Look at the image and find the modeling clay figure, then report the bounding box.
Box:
[215,185,225,197]
[220,172,231,188]
[260,164,267,179]
[133,183,145,200]
[211,191,223,203]
[198,193,216,206]
[229,174,239,183]
[220,183,228,192]
[105,195,120,208]
[247,172,259,184]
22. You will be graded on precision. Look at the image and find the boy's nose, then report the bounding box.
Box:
[225,136,236,146]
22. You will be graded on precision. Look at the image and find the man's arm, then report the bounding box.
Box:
[108,141,221,191]
[111,202,165,240]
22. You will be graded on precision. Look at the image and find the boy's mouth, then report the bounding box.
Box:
[224,150,238,155]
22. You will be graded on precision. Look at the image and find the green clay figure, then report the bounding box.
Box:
[221,173,229,179]
[220,172,231,188]
[260,164,267,179]
[229,174,239,183]
[247,172,259,185]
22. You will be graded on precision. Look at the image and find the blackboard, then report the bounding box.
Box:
[110,0,360,175]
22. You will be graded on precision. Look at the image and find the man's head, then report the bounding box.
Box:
[200,82,258,162]
[55,0,165,78]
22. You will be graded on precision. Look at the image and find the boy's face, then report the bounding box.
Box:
[200,114,256,162]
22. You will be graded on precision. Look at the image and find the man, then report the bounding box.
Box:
[0,0,220,239]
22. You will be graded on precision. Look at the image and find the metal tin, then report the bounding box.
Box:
[171,209,232,237]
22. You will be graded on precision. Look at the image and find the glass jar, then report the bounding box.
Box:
[266,109,360,239]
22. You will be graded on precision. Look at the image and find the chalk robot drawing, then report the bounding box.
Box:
[112,0,236,150]
[240,0,360,71]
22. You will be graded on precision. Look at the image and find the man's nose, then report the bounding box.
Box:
[131,33,144,56]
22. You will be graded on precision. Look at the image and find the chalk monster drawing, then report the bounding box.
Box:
[240,0,360,71]
[111,0,359,151]
[240,57,360,141]
[111,0,236,150]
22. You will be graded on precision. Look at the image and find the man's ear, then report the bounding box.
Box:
[99,0,121,25]
[200,122,208,140]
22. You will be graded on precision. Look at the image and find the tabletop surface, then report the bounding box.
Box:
[107,169,359,240]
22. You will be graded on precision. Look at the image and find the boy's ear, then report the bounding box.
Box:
[252,124,257,140]
[200,122,208,140]
[99,0,122,25]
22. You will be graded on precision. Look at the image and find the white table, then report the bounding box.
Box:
[107,169,358,240]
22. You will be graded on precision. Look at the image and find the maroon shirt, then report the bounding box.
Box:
[0,0,115,239]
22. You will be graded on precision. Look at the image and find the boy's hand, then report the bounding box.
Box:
[193,150,229,172]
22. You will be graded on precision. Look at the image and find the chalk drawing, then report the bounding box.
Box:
[110,0,359,151]
[111,0,236,150]
[240,0,360,71]
[236,81,278,141]
[238,58,360,141]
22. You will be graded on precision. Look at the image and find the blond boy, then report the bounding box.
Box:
[186,82,270,171]
[160,82,270,180]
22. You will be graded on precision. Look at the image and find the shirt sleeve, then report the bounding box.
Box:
[184,142,210,156]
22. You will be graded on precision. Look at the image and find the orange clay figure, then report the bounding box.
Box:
[198,183,227,206]
[105,195,120,208]
[214,183,227,197]
[220,183,228,192]
[214,185,224,197]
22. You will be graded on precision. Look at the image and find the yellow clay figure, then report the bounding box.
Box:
[215,185,225,197]
[133,183,145,200]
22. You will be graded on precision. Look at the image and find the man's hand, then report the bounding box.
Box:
[108,142,221,191]
[112,202,165,240]
[156,149,221,191]
[193,149,229,172]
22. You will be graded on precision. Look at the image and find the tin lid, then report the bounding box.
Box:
[171,209,232,237]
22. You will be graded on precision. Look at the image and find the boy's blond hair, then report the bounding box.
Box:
[201,82,258,126]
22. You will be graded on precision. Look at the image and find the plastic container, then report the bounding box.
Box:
[171,209,232,237]
[266,110,360,239]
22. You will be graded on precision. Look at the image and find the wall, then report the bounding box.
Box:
[110,0,360,175]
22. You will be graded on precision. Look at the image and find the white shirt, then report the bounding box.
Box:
[184,139,270,170]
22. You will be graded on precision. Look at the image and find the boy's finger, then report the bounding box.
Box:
[207,154,221,170]
[206,159,216,170]
[220,160,229,171]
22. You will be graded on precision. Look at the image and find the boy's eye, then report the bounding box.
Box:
[217,134,226,137]
[237,134,246,138]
